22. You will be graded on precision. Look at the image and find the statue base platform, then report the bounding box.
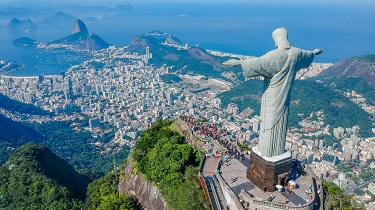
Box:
[246,147,292,192]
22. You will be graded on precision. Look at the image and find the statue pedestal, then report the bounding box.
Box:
[246,147,292,192]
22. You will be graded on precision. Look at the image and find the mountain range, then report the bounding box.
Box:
[6,18,37,31]
[38,12,77,26]
[0,4,142,27]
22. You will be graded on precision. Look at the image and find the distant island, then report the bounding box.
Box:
[12,37,37,47]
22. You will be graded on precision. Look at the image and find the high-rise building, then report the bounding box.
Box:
[307,153,314,164]
[233,106,239,116]
[144,47,151,65]
[227,103,238,114]
[38,75,44,83]
[146,47,150,58]
[352,125,360,136]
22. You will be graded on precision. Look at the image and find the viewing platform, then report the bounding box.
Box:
[178,116,322,210]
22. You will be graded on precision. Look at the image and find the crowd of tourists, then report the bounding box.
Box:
[180,115,244,160]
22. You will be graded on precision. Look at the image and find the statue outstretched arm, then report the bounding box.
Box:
[223,58,264,77]
[313,48,323,55]
[222,59,241,67]
[298,48,323,69]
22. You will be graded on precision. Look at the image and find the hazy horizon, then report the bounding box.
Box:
[1,0,375,6]
[0,0,374,75]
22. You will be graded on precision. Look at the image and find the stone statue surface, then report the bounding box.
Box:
[223,28,322,157]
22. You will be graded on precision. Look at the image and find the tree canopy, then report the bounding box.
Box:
[132,119,208,210]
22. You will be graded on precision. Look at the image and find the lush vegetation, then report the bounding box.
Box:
[132,119,208,210]
[0,142,140,210]
[160,74,182,84]
[318,134,342,151]
[327,77,375,105]
[323,182,364,210]
[0,93,130,179]
[290,80,373,137]
[218,79,374,137]
[0,143,90,209]
[28,120,130,179]
[0,93,52,116]
[12,37,37,47]
[0,114,44,164]
[88,61,105,70]
[85,168,141,210]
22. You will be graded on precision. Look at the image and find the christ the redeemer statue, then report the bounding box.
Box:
[223,28,322,157]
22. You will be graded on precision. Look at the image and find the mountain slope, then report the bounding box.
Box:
[0,114,43,165]
[13,37,37,47]
[0,114,43,143]
[130,119,208,210]
[50,19,109,50]
[39,12,77,25]
[0,93,51,116]
[0,143,90,209]
[6,18,37,31]
[126,34,239,78]
[218,79,373,137]
[0,93,50,164]
[318,54,375,86]
[51,32,109,50]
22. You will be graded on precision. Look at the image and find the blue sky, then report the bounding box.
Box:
[1,0,375,6]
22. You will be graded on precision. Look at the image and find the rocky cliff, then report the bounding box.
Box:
[118,157,168,210]
[72,19,88,34]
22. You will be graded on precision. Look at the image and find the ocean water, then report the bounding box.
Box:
[0,2,374,76]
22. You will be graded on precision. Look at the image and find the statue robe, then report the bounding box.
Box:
[241,47,315,157]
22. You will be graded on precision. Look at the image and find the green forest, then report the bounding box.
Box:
[1,120,208,209]
[323,182,365,210]
[325,77,375,105]
[85,169,141,210]
[0,143,140,210]
[0,114,44,164]
[0,143,89,209]
[0,93,129,179]
[30,120,130,179]
[132,119,208,210]
[0,93,52,116]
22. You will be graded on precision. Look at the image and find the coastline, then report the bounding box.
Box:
[0,64,25,76]
[3,46,332,77]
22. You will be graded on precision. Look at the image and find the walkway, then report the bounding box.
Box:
[202,156,221,177]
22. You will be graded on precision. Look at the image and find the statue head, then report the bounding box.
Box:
[272,28,291,50]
